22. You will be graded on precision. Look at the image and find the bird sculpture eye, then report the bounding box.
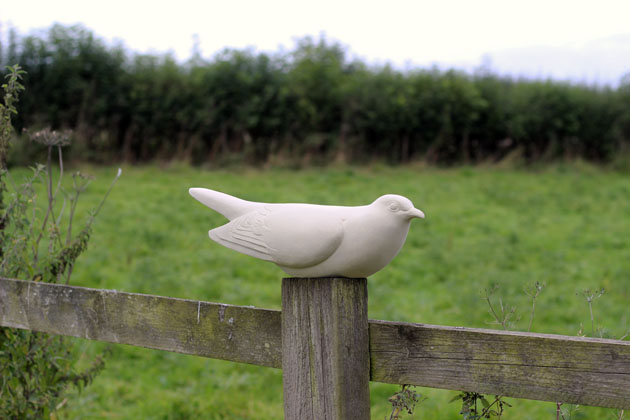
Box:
[388,202,400,211]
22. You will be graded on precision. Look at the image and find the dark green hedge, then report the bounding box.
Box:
[3,24,630,165]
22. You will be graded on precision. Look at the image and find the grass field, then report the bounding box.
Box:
[18,163,628,419]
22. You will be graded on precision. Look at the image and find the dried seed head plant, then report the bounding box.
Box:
[0,65,120,419]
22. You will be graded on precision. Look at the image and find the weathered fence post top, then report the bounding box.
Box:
[189,187,424,278]
[281,277,370,420]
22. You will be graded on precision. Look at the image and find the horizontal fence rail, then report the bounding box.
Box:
[0,277,282,368]
[1,277,629,410]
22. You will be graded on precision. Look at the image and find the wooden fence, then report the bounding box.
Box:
[1,276,629,419]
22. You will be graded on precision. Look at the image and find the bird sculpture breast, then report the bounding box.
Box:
[189,188,425,278]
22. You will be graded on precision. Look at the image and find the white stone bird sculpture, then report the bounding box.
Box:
[189,188,425,278]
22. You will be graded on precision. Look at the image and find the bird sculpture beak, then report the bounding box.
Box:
[408,208,425,219]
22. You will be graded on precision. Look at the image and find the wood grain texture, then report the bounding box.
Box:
[0,277,281,368]
[369,320,630,409]
[1,277,629,409]
[281,277,370,420]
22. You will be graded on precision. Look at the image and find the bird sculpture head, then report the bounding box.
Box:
[372,194,425,220]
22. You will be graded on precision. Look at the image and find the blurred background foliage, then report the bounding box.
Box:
[2,23,630,168]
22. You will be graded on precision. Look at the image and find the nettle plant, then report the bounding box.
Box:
[0,65,120,419]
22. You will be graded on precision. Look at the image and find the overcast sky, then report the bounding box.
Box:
[4,0,630,86]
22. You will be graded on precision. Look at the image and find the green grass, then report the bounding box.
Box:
[17,163,628,419]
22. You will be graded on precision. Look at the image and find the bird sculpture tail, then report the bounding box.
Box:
[189,188,260,220]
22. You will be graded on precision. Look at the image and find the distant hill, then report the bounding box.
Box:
[470,34,630,87]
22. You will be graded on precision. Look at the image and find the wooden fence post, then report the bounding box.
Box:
[281,277,370,420]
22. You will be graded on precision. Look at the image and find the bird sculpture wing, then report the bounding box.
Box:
[209,205,345,268]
